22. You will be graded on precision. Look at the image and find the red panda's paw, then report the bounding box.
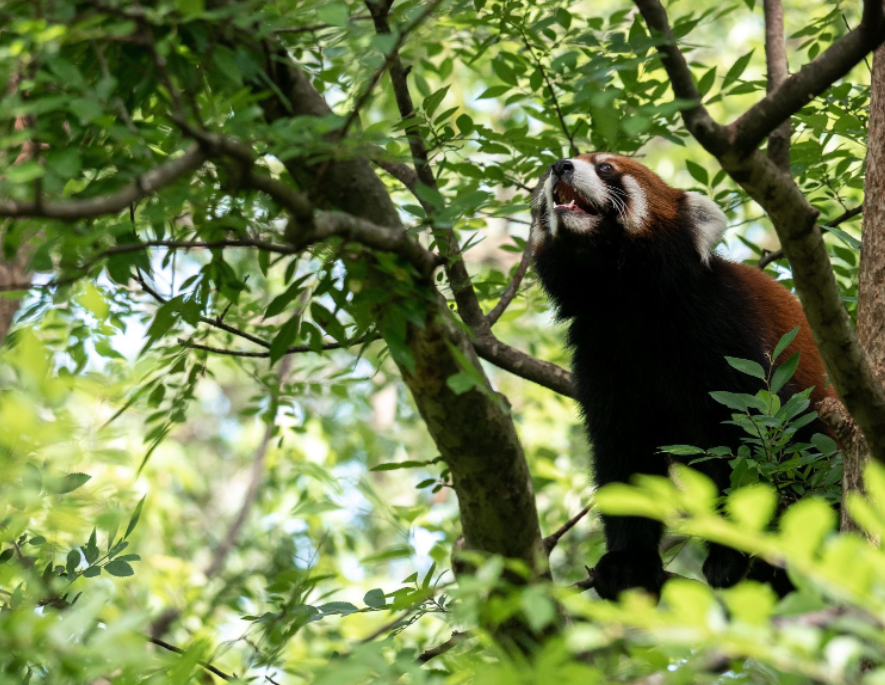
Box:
[593,549,666,601]
[703,543,749,588]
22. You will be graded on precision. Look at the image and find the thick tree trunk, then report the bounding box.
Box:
[842,43,885,529]
[259,48,546,571]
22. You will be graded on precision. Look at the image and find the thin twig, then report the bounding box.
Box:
[0,146,207,220]
[204,355,293,577]
[136,272,272,348]
[517,26,579,157]
[486,243,532,327]
[544,504,592,553]
[336,0,445,141]
[180,334,374,358]
[757,205,862,269]
[417,631,469,663]
[147,637,234,681]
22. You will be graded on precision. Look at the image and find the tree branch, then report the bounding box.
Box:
[729,0,885,153]
[0,145,207,220]
[256,39,548,578]
[473,333,574,398]
[634,0,885,464]
[544,504,592,553]
[763,0,791,169]
[631,0,729,154]
[486,243,532,327]
[417,631,469,663]
[179,334,373,358]
[366,0,488,331]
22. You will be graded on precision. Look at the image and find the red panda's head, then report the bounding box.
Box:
[531,153,726,267]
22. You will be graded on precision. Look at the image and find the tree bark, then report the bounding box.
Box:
[258,46,547,571]
[844,42,885,529]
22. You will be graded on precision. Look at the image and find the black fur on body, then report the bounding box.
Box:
[531,154,831,600]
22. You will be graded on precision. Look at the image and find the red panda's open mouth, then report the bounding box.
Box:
[552,182,600,216]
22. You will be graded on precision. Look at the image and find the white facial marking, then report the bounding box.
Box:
[569,158,608,207]
[544,173,557,237]
[619,175,648,233]
[685,191,727,265]
[594,153,614,162]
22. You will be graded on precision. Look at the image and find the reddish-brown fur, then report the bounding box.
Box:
[728,262,836,405]
[579,153,683,226]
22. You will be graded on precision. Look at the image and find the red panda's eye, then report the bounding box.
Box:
[597,162,614,176]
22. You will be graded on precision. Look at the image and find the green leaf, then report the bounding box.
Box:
[82,566,101,578]
[370,459,436,471]
[521,588,556,632]
[54,473,91,494]
[697,67,717,98]
[265,275,311,319]
[125,496,146,539]
[811,433,838,456]
[825,226,861,250]
[27,536,46,546]
[104,559,135,577]
[456,114,474,135]
[477,85,509,99]
[318,602,359,615]
[175,0,205,15]
[709,391,765,412]
[6,161,45,184]
[722,50,754,88]
[317,3,349,26]
[685,160,709,185]
[660,444,705,456]
[772,326,800,362]
[0,549,13,564]
[422,86,450,118]
[726,484,777,529]
[66,549,81,575]
[269,314,301,364]
[446,371,481,395]
[363,588,387,608]
[725,356,766,380]
[771,352,800,394]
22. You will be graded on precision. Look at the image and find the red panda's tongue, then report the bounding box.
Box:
[553,182,599,215]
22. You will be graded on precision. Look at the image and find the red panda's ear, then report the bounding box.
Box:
[685,191,727,265]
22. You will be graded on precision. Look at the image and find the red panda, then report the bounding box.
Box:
[530,153,835,600]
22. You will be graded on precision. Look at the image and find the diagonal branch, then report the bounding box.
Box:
[366,0,488,331]
[0,145,207,220]
[486,242,532,327]
[728,0,885,152]
[337,0,446,141]
[473,334,574,398]
[632,0,729,154]
[516,26,579,157]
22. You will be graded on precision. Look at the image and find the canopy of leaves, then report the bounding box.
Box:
[0,0,876,682]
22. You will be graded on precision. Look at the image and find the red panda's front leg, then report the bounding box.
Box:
[590,438,670,600]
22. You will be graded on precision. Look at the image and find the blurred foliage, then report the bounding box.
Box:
[0,0,876,682]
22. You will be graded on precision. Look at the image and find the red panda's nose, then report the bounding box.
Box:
[551,160,574,178]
